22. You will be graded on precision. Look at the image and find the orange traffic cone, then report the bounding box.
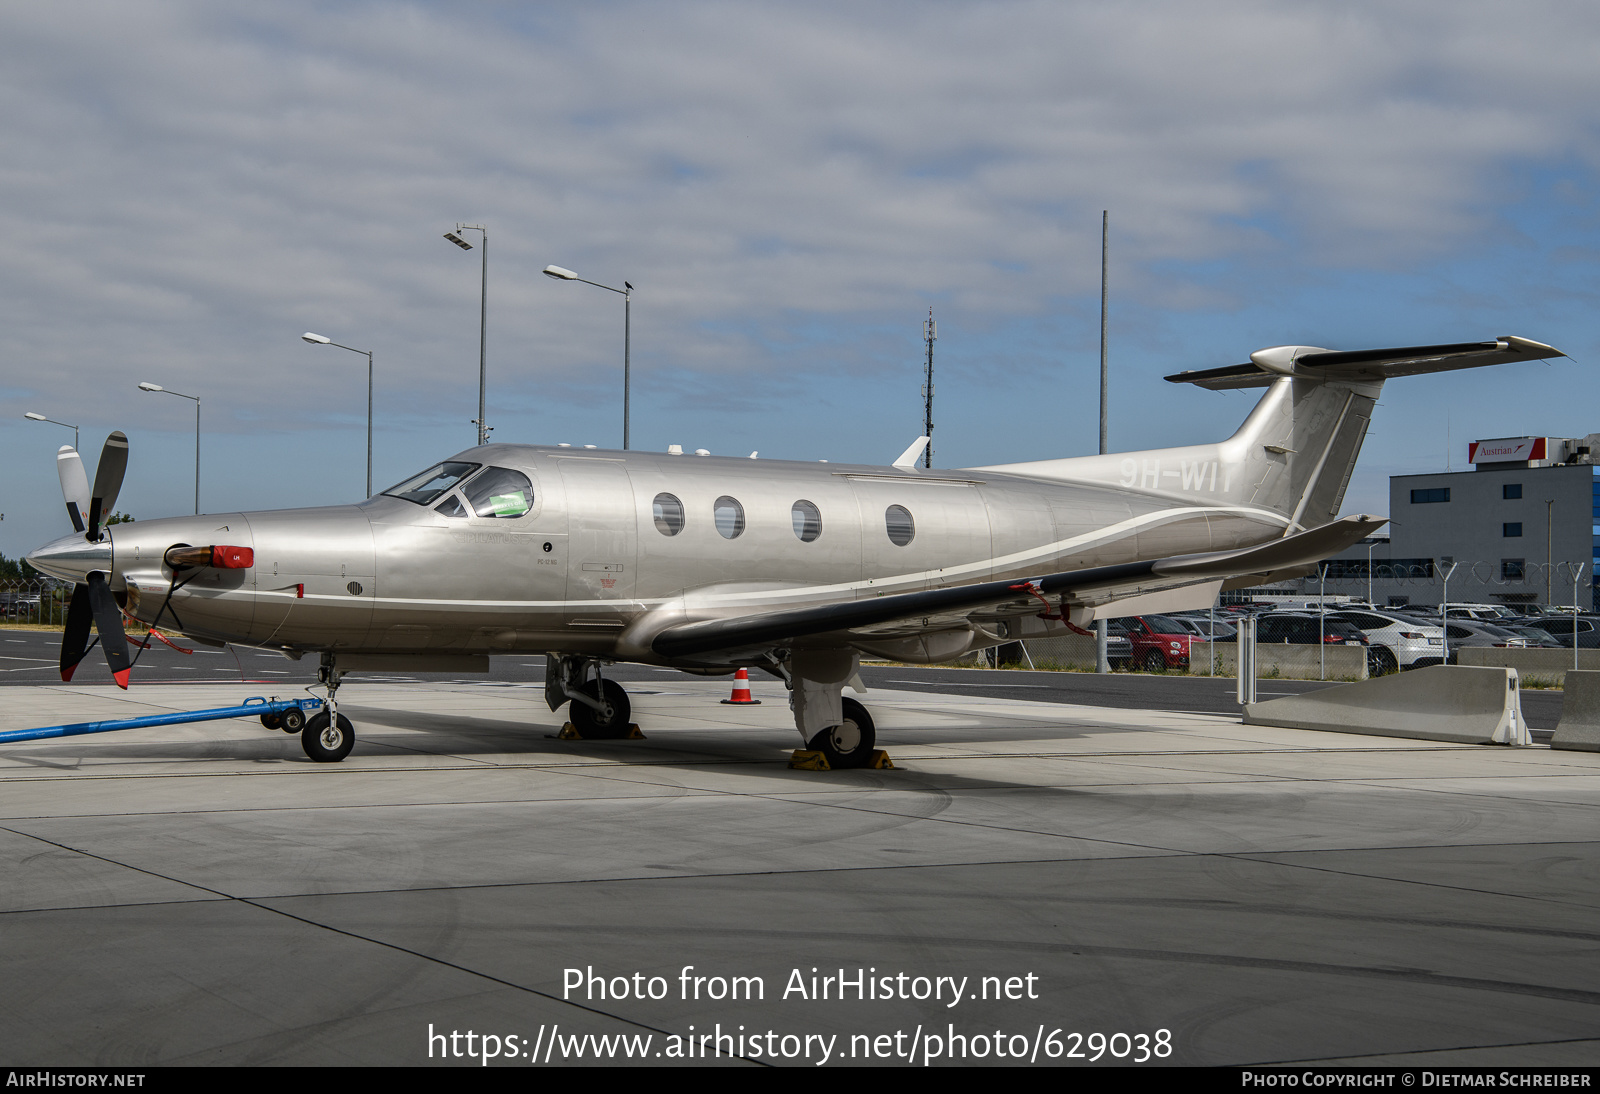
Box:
[720,667,761,704]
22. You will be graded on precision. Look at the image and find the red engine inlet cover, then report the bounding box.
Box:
[211,545,254,569]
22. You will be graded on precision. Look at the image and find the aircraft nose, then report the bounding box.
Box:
[26,532,113,584]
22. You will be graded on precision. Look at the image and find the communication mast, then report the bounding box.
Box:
[922,308,936,468]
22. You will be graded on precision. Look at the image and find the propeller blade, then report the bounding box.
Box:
[56,447,89,535]
[85,572,132,689]
[60,583,94,682]
[86,431,129,542]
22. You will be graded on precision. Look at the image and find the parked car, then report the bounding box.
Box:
[1506,624,1564,649]
[1102,631,1134,668]
[1247,613,1369,645]
[1107,615,1200,672]
[1526,614,1600,650]
[1442,603,1523,622]
[1328,609,1446,673]
[1169,613,1239,641]
[1439,619,1530,663]
[0,592,43,619]
[1237,612,1388,674]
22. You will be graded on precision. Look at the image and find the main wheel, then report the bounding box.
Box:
[569,679,632,739]
[301,711,355,762]
[1142,650,1166,673]
[807,697,876,769]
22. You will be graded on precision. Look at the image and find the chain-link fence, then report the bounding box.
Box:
[1239,558,1596,609]
[0,581,70,627]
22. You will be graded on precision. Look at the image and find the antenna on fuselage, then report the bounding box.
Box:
[922,308,936,469]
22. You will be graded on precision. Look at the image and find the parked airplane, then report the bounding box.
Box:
[27,336,1562,764]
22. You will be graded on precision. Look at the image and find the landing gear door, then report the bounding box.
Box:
[557,458,637,624]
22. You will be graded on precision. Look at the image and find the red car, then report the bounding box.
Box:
[1108,615,1199,672]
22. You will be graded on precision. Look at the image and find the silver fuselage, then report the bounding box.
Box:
[83,455,1281,666]
[29,375,1369,667]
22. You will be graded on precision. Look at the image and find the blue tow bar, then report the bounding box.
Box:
[0,697,325,745]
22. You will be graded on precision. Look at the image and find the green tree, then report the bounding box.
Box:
[0,552,32,582]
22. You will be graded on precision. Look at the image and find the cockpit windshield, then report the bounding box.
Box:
[463,467,534,518]
[382,462,481,506]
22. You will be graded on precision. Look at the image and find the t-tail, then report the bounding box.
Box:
[987,336,1564,534]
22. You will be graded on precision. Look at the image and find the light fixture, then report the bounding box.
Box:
[137,382,201,514]
[543,264,633,448]
[300,333,375,498]
[445,224,488,443]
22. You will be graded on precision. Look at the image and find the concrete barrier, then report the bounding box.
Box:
[1242,664,1530,746]
[1193,642,1368,682]
[1457,647,1600,687]
[1551,669,1600,752]
[1013,637,1369,679]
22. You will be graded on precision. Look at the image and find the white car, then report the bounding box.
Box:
[1328,610,1447,673]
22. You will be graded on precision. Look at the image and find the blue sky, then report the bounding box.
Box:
[3,1,1599,560]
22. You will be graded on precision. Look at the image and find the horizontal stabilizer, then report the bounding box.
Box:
[1166,336,1564,390]
[651,515,1388,660]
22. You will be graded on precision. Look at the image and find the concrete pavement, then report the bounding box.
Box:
[1,675,1597,1067]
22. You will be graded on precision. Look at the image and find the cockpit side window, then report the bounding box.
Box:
[463,467,535,518]
[383,462,481,506]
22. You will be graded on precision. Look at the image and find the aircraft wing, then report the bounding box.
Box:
[1165,336,1564,391]
[651,514,1387,660]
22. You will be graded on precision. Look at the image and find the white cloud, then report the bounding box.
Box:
[2,0,1597,550]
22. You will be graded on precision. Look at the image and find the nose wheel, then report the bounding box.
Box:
[302,711,355,762]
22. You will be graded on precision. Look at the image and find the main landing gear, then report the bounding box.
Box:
[787,649,882,769]
[807,696,876,768]
[546,654,634,739]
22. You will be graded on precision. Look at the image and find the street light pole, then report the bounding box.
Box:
[1097,210,1110,675]
[1546,498,1555,606]
[302,333,375,498]
[137,382,200,514]
[445,225,489,446]
[23,412,78,451]
[544,265,633,449]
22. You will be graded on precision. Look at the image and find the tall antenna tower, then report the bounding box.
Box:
[922,307,936,468]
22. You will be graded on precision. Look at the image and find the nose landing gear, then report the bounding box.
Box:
[303,652,355,762]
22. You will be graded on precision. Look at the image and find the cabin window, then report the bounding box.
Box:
[714,496,746,539]
[791,500,822,542]
[653,493,685,536]
[464,467,534,518]
[383,461,481,506]
[885,504,915,546]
